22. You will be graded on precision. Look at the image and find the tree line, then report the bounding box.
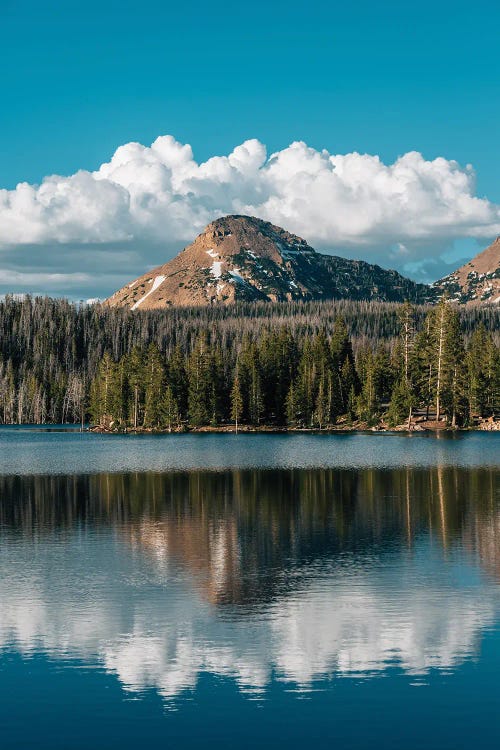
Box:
[0,295,498,427]
[89,300,499,430]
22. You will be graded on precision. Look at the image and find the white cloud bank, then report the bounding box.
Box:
[1,135,499,293]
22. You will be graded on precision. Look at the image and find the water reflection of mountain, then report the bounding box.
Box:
[0,467,499,599]
[0,467,499,699]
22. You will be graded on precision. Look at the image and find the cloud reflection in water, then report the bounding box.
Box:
[0,467,498,701]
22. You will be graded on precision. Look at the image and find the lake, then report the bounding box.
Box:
[0,430,499,749]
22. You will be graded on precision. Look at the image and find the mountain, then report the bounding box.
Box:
[433,237,500,304]
[105,215,434,309]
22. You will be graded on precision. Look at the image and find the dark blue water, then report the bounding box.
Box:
[0,430,499,748]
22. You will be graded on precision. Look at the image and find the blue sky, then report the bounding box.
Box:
[0,0,499,298]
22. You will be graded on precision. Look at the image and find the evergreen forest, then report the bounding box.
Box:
[0,296,499,429]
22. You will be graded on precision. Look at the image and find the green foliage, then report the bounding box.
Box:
[125,347,144,428]
[387,379,415,427]
[161,385,179,431]
[0,295,498,427]
[89,352,121,427]
[230,369,243,430]
[187,335,213,427]
[143,344,166,427]
[466,325,500,419]
[355,348,379,424]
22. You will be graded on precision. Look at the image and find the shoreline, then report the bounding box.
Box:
[90,420,500,435]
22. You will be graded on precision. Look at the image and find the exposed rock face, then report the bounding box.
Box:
[433,237,500,304]
[105,215,434,309]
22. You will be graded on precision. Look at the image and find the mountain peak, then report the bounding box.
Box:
[105,215,433,309]
[434,237,500,304]
[185,214,315,262]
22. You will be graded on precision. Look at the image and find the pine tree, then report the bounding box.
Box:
[187,335,212,426]
[372,344,393,405]
[161,385,179,432]
[356,348,378,423]
[430,299,453,421]
[296,338,317,426]
[167,346,188,421]
[286,380,299,426]
[398,301,416,384]
[347,385,357,422]
[230,368,243,433]
[442,312,468,426]
[340,358,357,415]
[414,316,434,419]
[89,352,121,427]
[0,361,16,424]
[331,317,358,415]
[209,346,225,426]
[143,344,166,427]
[393,301,417,427]
[387,378,414,427]
[125,347,144,428]
[248,361,264,425]
[315,374,330,429]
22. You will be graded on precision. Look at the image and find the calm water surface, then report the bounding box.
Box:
[0,426,499,473]
[0,430,499,749]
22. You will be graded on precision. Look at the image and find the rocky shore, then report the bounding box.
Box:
[90,418,500,435]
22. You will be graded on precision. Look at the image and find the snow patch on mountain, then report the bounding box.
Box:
[229,268,245,284]
[131,275,166,310]
[210,261,223,279]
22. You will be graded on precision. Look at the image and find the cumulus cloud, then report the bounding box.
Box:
[1,135,499,294]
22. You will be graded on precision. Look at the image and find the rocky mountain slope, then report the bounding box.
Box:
[433,237,500,304]
[105,215,434,309]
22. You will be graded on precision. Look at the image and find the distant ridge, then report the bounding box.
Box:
[433,237,500,304]
[105,215,434,309]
